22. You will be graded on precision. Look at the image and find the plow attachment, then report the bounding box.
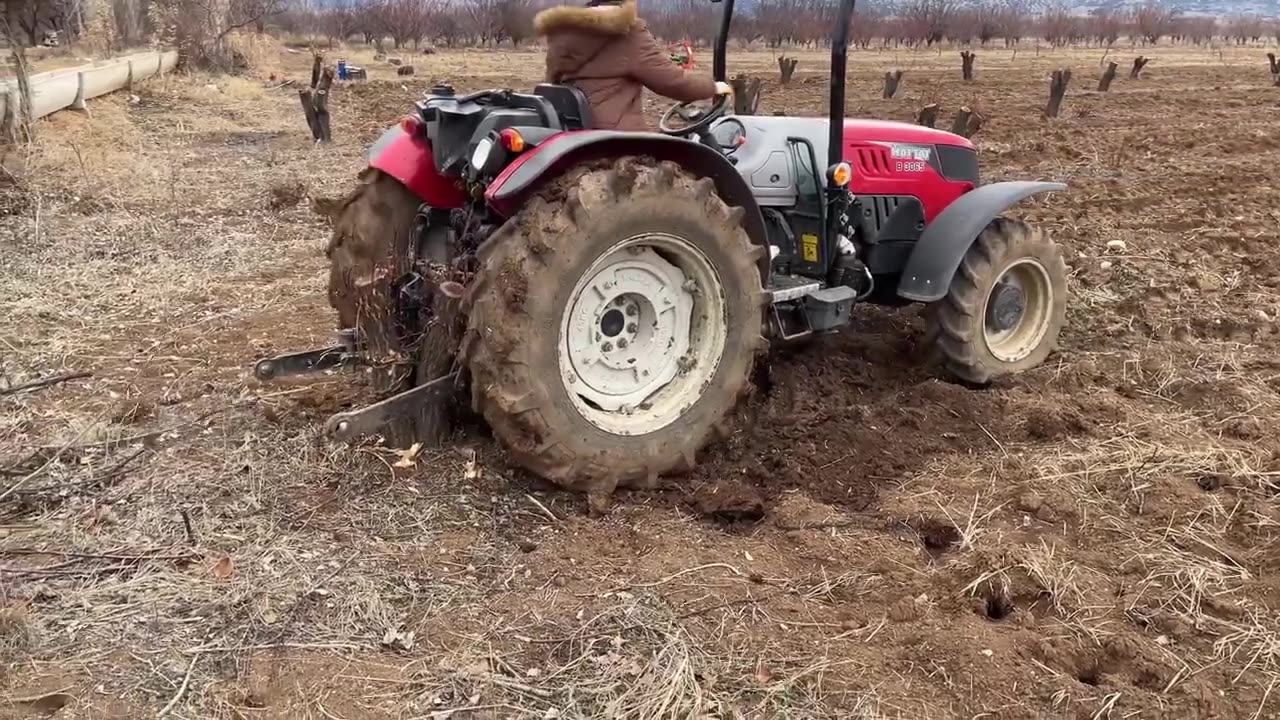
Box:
[253,330,459,444]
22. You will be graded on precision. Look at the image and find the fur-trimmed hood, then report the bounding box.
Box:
[534,0,639,36]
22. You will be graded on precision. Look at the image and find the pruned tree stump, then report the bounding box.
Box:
[960,51,976,81]
[348,67,368,81]
[300,54,334,142]
[730,74,762,115]
[397,65,415,76]
[882,69,904,98]
[778,56,799,85]
[1130,56,1149,79]
[388,57,403,66]
[1045,68,1071,119]
[917,103,939,128]
[422,46,438,55]
[951,106,983,138]
[1268,53,1280,86]
[1098,61,1118,91]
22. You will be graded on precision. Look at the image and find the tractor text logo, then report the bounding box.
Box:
[880,143,932,173]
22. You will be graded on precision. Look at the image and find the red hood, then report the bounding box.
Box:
[844,118,974,149]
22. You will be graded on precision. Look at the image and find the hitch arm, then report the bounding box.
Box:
[325,371,460,441]
[254,345,355,381]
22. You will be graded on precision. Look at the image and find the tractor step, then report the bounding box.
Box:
[767,273,822,303]
[325,371,460,441]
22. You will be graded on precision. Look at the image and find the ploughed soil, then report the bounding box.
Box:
[2,45,1279,719]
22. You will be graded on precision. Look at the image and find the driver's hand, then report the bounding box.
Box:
[714,81,733,97]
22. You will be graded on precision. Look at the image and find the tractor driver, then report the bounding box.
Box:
[534,0,732,132]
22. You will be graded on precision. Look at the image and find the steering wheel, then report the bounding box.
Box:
[659,94,730,136]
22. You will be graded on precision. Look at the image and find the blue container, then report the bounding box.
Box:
[337,60,348,81]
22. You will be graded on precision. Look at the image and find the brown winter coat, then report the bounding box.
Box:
[534,0,717,131]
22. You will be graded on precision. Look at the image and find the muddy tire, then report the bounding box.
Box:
[928,218,1068,385]
[460,159,767,495]
[323,168,437,445]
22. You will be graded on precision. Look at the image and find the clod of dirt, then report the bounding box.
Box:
[110,399,154,425]
[690,481,766,526]
[1195,474,1223,492]
[908,517,960,559]
[1076,664,1102,687]
[269,180,308,210]
[516,540,538,553]
[1017,492,1043,514]
[1022,407,1090,440]
[1224,417,1264,439]
[887,595,923,622]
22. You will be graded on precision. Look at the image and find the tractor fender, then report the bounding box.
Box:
[896,180,1067,303]
[367,125,468,209]
[485,131,771,281]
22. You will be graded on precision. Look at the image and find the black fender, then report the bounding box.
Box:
[485,131,771,282]
[896,181,1068,303]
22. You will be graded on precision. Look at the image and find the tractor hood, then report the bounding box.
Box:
[843,118,974,149]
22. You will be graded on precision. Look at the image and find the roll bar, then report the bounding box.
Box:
[710,0,856,169]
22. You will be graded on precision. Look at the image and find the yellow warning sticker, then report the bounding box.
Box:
[801,234,818,263]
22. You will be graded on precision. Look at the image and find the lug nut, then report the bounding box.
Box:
[618,338,628,348]
[602,342,613,352]
[627,323,638,333]
[626,305,638,316]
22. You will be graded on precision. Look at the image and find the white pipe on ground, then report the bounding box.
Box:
[0,50,177,126]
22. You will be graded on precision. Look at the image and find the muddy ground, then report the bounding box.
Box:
[2,44,1280,719]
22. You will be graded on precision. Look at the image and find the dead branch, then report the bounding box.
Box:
[0,371,92,396]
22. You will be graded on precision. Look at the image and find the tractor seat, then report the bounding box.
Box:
[534,84,593,131]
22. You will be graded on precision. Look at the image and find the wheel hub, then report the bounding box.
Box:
[981,259,1054,364]
[558,234,726,436]
[985,281,1026,333]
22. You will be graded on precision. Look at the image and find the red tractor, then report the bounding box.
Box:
[256,0,1068,498]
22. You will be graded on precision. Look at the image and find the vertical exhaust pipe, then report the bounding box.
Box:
[712,0,733,83]
[829,0,857,168]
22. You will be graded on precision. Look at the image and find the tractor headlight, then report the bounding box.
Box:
[470,137,496,171]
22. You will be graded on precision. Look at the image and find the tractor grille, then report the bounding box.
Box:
[861,195,902,236]
[853,146,893,177]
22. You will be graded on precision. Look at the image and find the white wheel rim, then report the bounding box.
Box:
[558,233,727,436]
[982,258,1053,363]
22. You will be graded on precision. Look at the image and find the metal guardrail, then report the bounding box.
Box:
[1,50,179,124]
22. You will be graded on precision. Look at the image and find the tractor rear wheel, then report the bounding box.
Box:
[461,159,767,497]
[928,218,1067,385]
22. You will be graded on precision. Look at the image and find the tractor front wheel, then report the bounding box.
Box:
[928,218,1068,385]
[461,159,767,497]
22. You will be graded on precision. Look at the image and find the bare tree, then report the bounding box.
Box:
[1040,1,1076,48]
[1087,8,1121,47]
[150,0,287,67]
[1132,1,1177,46]
[1226,14,1263,45]
[902,0,958,47]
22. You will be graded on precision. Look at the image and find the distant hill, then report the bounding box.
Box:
[1074,0,1279,16]
[872,0,1280,18]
